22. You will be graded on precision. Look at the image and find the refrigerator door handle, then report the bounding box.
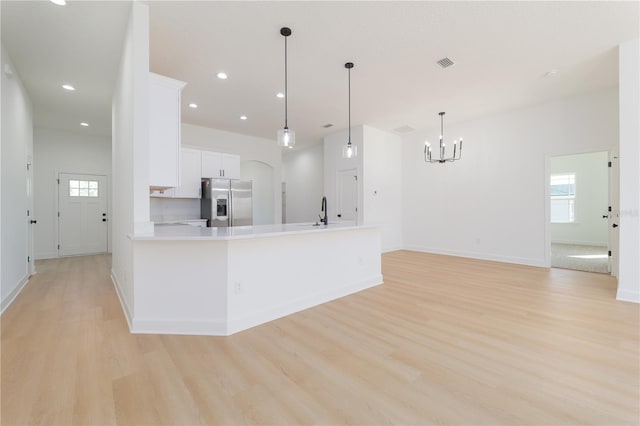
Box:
[229,185,234,227]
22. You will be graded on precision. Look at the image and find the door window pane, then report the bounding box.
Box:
[69,179,99,197]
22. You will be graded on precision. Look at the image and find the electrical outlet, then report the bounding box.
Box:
[233,281,242,294]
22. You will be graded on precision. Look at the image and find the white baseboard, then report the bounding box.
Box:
[382,246,404,253]
[128,275,383,336]
[132,318,227,335]
[110,269,133,330]
[551,240,608,247]
[405,245,547,268]
[35,251,58,260]
[616,289,640,303]
[1,273,31,315]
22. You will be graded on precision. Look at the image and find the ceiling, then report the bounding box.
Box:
[2,1,638,150]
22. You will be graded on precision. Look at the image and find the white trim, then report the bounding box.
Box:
[405,245,547,268]
[382,246,404,253]
[550,239,609,247]
[131,318,227,335]
[35,251,60,260]
[1,273,31,315]
[616,290,640,304]
[110,269,133,330]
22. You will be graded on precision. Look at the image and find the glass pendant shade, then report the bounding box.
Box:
[277,127,295,148]
[342,142,357,159]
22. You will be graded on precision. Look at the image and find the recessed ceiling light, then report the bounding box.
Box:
[276,92,285,98]
[287,146,293,149]
[188,103,198,108]
[217,72,228,80]
[80,122,89,127]
[240,115,247,120]
[50,0,66,5]
[62,84,75,91]
[544,69,559,77]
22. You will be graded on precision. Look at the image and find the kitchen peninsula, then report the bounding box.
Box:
[127,223,382,336]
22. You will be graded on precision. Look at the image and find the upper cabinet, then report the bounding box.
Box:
[201,151,240,180]
[173,148,202,198]
[149,72,187,190]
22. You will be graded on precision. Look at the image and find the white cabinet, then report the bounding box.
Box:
[149,72,187,190]
[173,148,202,198]
[150,188,174,198]
[201,152,240,180]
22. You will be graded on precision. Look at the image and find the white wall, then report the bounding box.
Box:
[241,160,274,225]
[150,198,199,222]
[550,151,608,246]
[402,88,618,267]
[182,123,282,224]
[617,38,639,303]
[111,1,147,325]
[33,128,112,259]
[362,126,403,252]
[282,143,324,223]
[1,44,34,312]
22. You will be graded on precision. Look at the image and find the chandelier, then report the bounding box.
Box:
[424,112,463,163]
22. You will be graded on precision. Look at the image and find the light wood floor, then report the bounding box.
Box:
[1,251,638,425]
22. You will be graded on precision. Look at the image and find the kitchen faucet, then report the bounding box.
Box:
[320,196,328,225]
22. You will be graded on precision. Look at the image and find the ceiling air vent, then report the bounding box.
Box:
[322,123,334,128]
[393,125,416,134]
[437,57,455,68]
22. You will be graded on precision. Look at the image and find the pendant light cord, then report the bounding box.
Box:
[348,66,351,145]
[284,34,288,129]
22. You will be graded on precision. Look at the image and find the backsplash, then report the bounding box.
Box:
[150,198,200,222]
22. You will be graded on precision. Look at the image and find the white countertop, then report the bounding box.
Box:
[153,219,207,225]
[131,222,377,241]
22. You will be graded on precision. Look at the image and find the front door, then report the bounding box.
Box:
[58,173,108,256]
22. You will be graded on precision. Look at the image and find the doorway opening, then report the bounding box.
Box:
[548,151,613,274]
[336,169,358,225]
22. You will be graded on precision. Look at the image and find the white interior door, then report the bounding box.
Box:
[27,159,34,274]
[58,173,108,256]
[608,151,620,277]
[337,169,358,224]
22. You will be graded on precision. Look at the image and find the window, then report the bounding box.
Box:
[550,173,575,223]
[69,179,99,197]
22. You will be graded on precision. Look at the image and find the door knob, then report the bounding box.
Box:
[30,220,37,224]
[602,215,608,219]
[337,214,342,218]
[612,223,619,228]
[102,218,107,222]
[102,213,106,216]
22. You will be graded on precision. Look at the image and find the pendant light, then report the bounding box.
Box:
[424,112,463,163]
[277,27,295,148]
[342,62,357,158]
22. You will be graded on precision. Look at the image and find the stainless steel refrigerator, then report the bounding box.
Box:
[201,179,253,227]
